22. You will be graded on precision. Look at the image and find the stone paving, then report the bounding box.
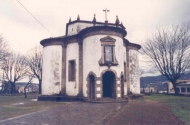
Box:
[106,100,185,125]
[0,102,125,125]
[0,100,185,125]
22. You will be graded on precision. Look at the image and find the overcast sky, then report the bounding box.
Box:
[0,0,190,75]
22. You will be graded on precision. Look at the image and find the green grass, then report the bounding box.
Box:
[144,94,190,125]
[0,93,67,120]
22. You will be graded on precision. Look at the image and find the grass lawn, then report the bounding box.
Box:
[0,93,67,121]
[144,94,190,125]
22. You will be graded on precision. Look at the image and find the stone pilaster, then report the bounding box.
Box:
[126,48,130,95]
[116,80,121,98]
[78,41,83,96]
[61,42,67,95]
[96,80,102,98]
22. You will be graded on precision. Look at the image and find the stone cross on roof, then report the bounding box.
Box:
[103,8,109,22]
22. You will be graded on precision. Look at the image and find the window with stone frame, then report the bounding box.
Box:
[69,60,75,81]
[181,87,186,92]
[99,36,118,66]
[104,45,113,64]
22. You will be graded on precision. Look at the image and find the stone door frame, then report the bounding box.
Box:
[86,72,97,99]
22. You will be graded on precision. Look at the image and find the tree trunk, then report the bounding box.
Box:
[10,81,16,94]
[0,85,2,95]
[143,84,145,93]
[24,87,27,99]
[172,82,179,95]
[38,80,42,94]
[166,83,169,95]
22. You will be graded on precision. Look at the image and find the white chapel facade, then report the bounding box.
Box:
[38,14,141,102]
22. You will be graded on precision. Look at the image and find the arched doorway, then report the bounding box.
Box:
[121,75,124,98]
[102,71,115,98]
[89,75,95,99]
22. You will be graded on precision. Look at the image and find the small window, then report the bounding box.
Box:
[187,88,190,93]
[104,45,113,64]
[69,60,75,81]
[181,87,186,92]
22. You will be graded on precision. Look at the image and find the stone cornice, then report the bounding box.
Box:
[40,35,78,47]
[124,38,141,50]
[78,26,127,40]
[40,27,141,50]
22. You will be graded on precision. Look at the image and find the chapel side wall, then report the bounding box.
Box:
[83,35,124,97]
[129,49,140,94]
[42,45,62,95]
[66,43,79,96]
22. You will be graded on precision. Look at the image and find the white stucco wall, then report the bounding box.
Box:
[67,22,120,36]
[129,50,140,94]
[83,35,125,97]
[123,46,126,62]
[67,22,93,36]
[122,46,127,95]
[66,43,79,96]
[42,45,62,95]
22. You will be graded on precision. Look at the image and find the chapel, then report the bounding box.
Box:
[38,14,141,102]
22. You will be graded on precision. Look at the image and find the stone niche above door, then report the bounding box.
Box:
[98,36,118,66]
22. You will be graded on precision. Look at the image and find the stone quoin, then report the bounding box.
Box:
[38,14,141,102]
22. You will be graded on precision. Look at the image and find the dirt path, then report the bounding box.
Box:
[105,100,184,125]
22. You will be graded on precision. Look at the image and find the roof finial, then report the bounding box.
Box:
[77,14,80,21]
[115,15,120,26]
[69,17,71,23]
[93,14,96,23]
[120,22,126,29]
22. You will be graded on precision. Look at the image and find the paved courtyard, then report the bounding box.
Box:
[0,102,124,125]
[0,100,184,125]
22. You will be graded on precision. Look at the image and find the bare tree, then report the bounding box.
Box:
[26,46,43,94]
[1,52,29,94]
[24,75,34,98]
[0,35,9,92]
[142,22,190,95]
[0,35,9,63]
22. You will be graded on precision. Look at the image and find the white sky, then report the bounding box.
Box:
[0,0,190,75]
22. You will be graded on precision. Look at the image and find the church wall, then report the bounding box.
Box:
[67,22,106,36]
[122,46,127,95]
[108,36,125,98]
[67,22,93,36]
[66,43,79,96]
[129,49,140,93]
[83,35,125,97]
[42,45,62,95]
[123,46,126,62]
[83,35,101,97]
